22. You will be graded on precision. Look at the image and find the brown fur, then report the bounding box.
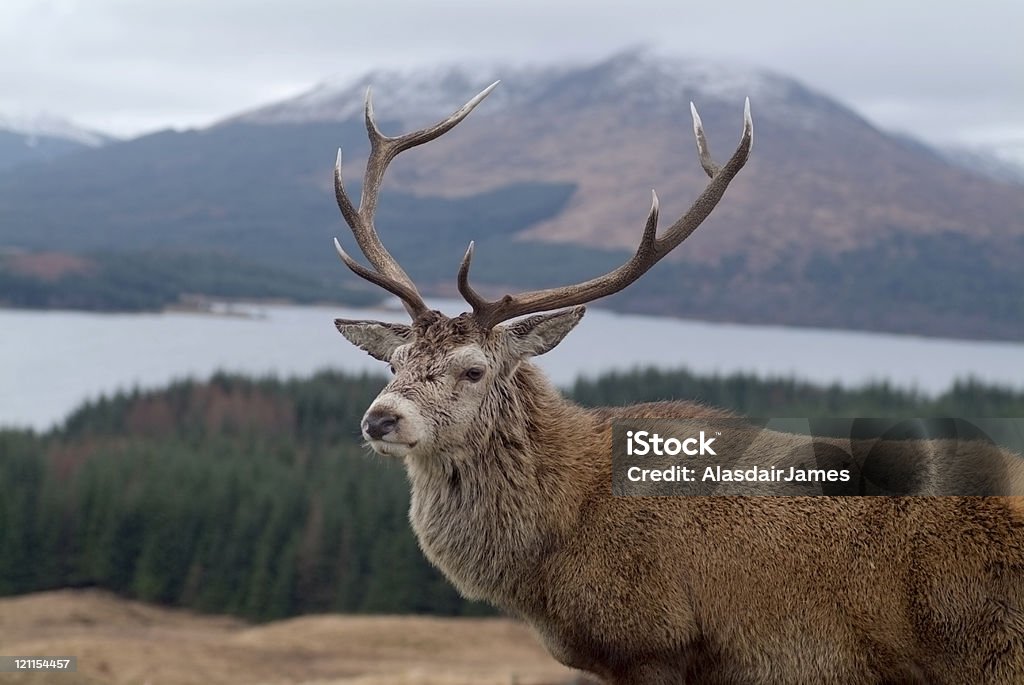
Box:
[337,313,1024,685]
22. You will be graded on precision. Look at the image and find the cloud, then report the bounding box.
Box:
[0,0,1020,146]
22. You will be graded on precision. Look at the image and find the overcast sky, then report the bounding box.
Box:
[1,0,1021,151]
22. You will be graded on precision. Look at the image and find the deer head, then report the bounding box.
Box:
[333,81,752,461]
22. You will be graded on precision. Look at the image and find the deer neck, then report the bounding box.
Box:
[404,361,596,610]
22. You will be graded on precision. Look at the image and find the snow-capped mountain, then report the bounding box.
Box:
[231,49,850,135]
[223,49,1022,257]
[938,143,1024,185]
[4,49,1024,340]
[0,113,114,171]
[231,60,542,125]
[0,112,111,147]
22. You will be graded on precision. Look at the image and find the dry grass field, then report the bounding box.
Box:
[0,590,583,685]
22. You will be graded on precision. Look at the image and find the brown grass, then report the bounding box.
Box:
[0,590,580,685]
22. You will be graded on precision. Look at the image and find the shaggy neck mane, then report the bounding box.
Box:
[405,360,597,611]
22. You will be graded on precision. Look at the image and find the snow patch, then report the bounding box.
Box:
[938,142,1024,184]
[0,112,110,147]
[227,48,845,134]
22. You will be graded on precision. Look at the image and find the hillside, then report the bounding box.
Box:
[2,372,1024,684]
[1,49,1022,338]
[238,50,1024,259]
[0,249,376,310]
[0,113,111,171]
[0,121,583,309]
[4,370,1024,624]
[2,369,1024,682]
[0,590,575,685]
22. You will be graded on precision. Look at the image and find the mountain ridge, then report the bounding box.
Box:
[229,49,849,133]
[227,50,1024,261]
[0,112,114,171]
[1,50,1022,341]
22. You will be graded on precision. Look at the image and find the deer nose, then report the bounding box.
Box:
[363,410,399,440]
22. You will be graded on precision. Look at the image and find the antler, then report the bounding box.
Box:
[333,81,501,319]
[459,98,753,329]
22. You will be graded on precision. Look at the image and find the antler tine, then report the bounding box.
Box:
[335,145,425,318]
[460,191,661,327]
[462,99,753,329]
[457,241,490,314]
[690,101,719,178]
[333,238,425,310]
[334,81,500,319]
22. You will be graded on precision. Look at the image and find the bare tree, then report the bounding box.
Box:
[330,82,1024,685]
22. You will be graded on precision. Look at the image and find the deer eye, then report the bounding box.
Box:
[388,364,396,375]
[461,367,484,383]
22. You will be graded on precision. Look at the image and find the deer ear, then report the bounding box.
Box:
[335,319,412,362]
[506,306,585,358]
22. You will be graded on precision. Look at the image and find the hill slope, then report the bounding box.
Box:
[0,590,575,685]
[236,49,1024,260]
[1,49,1022,339]
[0,113,111,170]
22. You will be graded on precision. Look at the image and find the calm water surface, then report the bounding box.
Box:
[4,300,1023,430]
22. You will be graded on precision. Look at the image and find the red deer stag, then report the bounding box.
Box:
[330,82,1024,684]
